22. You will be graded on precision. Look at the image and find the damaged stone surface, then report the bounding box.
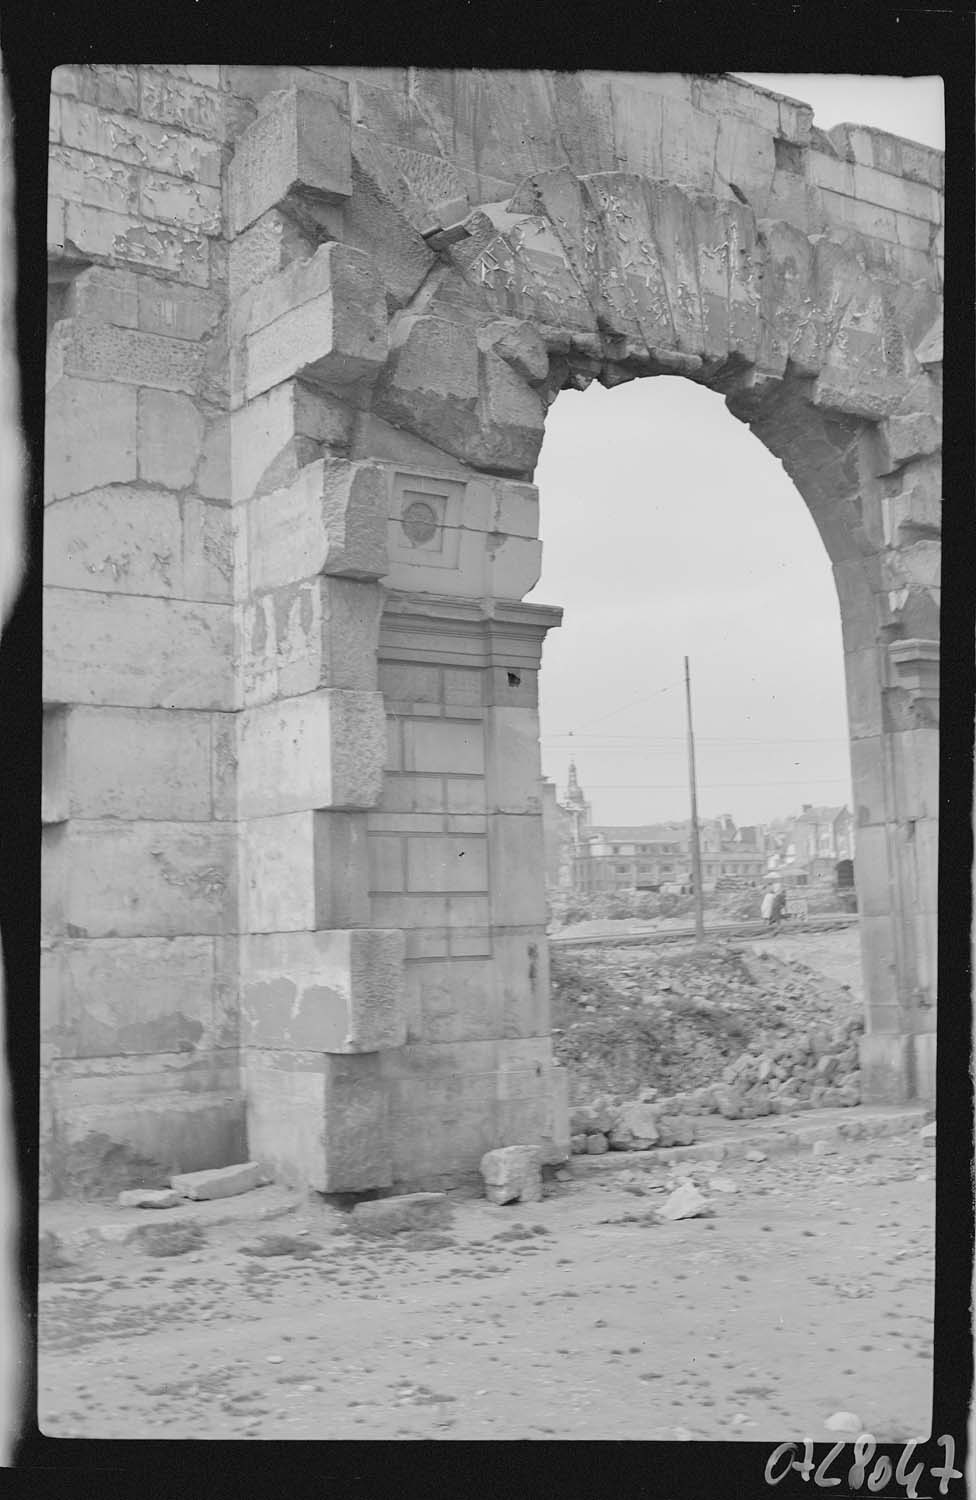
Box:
[171,1162,269,1201]
[480,1144,543,1205]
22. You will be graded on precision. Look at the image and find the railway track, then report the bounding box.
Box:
[548,913,860,949]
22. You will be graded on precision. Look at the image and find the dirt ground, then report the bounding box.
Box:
[37,1126,933,1443]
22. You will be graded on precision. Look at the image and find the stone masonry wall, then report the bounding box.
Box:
[43,66,244,1196]
[44,67,941,1194]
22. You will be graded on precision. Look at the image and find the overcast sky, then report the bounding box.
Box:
[528,75,944,829]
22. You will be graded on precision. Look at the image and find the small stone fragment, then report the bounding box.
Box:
[117,1188,183,1209]
[659,1182,708,1221]
[745,1149,766,1162]
[825,1411,863,1434]
[171,1162,269,1201]
[708,1177,738,1194]
[811,1139,834,1157]
[570,1133,588,1155]
[920,1122,936,1145]
[586,1133,609,1154]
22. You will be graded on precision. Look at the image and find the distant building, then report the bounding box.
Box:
[765,803,855,885]
[540,778,576,889]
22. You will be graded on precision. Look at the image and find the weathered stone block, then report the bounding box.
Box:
[241,809,370,931]
[59,96,222,185]
[44,376,138,502]
[171,1162,268,1200]
[246,459,389,590]
[858,1032,915,1105]
[405,834,488,893]
[243,924,405,1054]
[494,929,551,1038]
[138,70,225,140]
[51,63,140,115]
[244,242,387,401]
[49,1054,246,1194]
[229,86,352,235]
[229,380,353,502]
[42,705,212,821]
[242,576,382,705]
[877,413,941,472]
[243,1047,392,1192]
[60,265,140,330]
[42,934,221,1056]
[136,388,206,488]
[402,718,485,775]
[137,278,221,343]
[485,707,542,813]
[479,1144,542,1205]
[488,814,547,926]
[62,202,210,285]
[236,689,386,818]
[48,317,204,394]
[44,485,181,597]
[42,819,237,938]
[43,589,234,709]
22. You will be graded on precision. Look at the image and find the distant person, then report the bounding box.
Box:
[761,888,776,927]
[772,884,787,928]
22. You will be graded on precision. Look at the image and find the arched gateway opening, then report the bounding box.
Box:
[43,69,941,1195]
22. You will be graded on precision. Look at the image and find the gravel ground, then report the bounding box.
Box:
[37,1128,933,1443]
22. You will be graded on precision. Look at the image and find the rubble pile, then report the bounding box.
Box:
[551,939,865,1152]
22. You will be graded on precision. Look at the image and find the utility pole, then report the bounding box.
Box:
[684,655,706,942]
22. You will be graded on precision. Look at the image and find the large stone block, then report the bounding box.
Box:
[47,317,205,394]
[402,717,485,775]
[59,96,222,185]
[488,814,547,926]
[229,379,354,502]
[877,413,941,472]
[859,1031,916,1105]
[137,277,222,342]
[42,705,212,821]
[404,834,488,893]
[494,928,551,1038]
[43,589,234,709]
[228,85,352,234]
[241,810,370,931]
[240,927,405,1052]
[485,706,542,813]
[47,1050,245,1193]
[44,487,227,601]
[407,958,498,1044]
[44,377,137,502]
[61,202,210,285]
[42,935,220,1056]
[236,689,386,817]
[42,819,237,938]
[242,576,382,705]
[243,1047,393,1192]
[138,70,225,140]
[373,314,545,477]
[136,169,223,235]
[51,63,140,115]
[246,459,389,590]
[244,242,387,401]
[137,389,205,486]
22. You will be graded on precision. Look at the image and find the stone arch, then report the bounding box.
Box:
[43,68,940,1195]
